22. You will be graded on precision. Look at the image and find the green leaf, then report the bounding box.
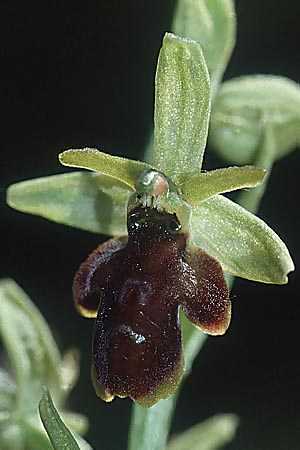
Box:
[210,75,300,164]
[0,369,16,415]
[39,388,80,450]
[59,148,151,189]
[151,33,210,181]
[179,165,266,204]
[167,414,239,450]
[172,0,236,96]
[191,194,294,284]
[7,171,130,236]
[0,279,62,414]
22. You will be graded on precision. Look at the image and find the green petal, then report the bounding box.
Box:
[179,165,266,204]
[210,75,300,164]
[0,279,62,413]
[167,414,239,450]
[39,388,80,450]
[7,171,130,235]
[151,33,210,181]
[191,195,294,284]
[172,0,236,96]
[59,147,151,189]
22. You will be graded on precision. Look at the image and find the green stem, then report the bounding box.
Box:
[128,397,177,450]
[128,126,276,450]
[237,126,275,213]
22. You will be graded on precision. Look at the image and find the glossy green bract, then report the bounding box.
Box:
[151,33,210,180]
[167,414,239,450]
[7,172,130,235]
[172,0,236,96]
[191,194,294,284]
[210,75,300,164]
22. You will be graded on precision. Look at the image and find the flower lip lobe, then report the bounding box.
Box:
[92,206,187,406]
[74,205,230,406]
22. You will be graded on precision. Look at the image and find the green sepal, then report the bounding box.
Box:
[39,387,81,450]
[172,0,236,96]
[179,165,266,204]
[7,171,130,236]
[0,279,62,413]
[210,75,300,164]
[151,33,210,181]
[167,414,239,450]
[59,148,151,189]
[191,195,294,284]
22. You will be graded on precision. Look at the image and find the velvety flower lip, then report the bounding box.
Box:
[73,203,230,407]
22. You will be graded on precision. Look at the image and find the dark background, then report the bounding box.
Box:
[1,1,300,449]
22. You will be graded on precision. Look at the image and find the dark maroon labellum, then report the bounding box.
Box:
[73,206,231,406]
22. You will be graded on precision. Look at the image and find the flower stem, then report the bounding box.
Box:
[237,125,275,214]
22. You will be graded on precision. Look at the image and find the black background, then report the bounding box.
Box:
[1,1,300,449]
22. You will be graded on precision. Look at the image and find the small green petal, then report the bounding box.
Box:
[179,165,266,204]
[59,148,151,189]
[172,0,236,96]
[167,414,239,450]
[151,33,210,181]
[7,172,130,235]
[39,387,80,450]
[210,75,300,164]
[0,279,62,413]
[191,195,294,284]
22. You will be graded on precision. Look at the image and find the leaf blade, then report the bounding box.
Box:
[7,171,130,236]
[0,279,62,412]
[39,388,80,450]
[191,195,294,284]
[152,33,211,180]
